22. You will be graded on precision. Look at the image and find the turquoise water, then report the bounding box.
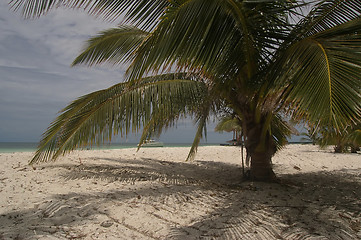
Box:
[0,142,217,153]
[0,142,38,153]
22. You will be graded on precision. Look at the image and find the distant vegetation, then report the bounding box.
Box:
[302,121,361,153]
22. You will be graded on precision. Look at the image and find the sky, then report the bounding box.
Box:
[0,2,231,144]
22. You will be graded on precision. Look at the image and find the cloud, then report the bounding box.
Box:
[0,2,125,142]
[0,2,231,144]
[2,3,120,64]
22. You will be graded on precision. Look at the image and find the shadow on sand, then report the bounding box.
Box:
[1,156,360,239]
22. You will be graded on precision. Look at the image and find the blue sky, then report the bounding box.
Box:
[0,2,232,144]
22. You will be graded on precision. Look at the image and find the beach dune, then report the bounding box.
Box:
[0,145,360,239]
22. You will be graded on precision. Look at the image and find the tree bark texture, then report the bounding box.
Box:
[244,116,277,181]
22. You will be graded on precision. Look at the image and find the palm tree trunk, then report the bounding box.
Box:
[241,139,245,176]
[240,131,245,176]
[351,145,358,153]
[244,118,277,181]
[334,143,344,153]
[249,150,276,181]
[245,151,250,167]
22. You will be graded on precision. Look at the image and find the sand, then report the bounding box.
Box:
[0,144,360,239]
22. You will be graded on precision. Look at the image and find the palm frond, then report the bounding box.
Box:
[10,0,170,29]
[272,16,361,130]
[292,0,361,40]
[72,26,148,66]
[126,0,241,81]
[348,129,361,146]
[126,0,297,82]
[214,116,242,133]
[270,114,295,151]
[186,110,209,161]
[31,73,210,164]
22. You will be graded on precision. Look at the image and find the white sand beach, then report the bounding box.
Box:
[0,144,360,239]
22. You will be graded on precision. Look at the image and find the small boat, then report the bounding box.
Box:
[220,139,242,146]
[226,139,239,146]
[139,139,164,147]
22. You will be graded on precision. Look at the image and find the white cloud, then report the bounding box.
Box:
[1,3,120,64]
[0,2,230,144]
[0,2,126,141]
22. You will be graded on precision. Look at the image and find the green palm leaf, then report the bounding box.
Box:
[187,112,209,161]
[348,129,361,145]
[293,0,361,40]
[31,73,211,164]
[270,114,295,151]
[283,21,361,128]
[269,2,361,130]
[72,26,148,66]
[10,0,170,28]
[126,0,298,82]
[215,116,242,133]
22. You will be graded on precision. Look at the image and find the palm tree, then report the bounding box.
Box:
[215,113,249,177]
[12,0,361,181]
[313,121,361,153]
[348,128,361,152]
[300,122,320,144]
[215,114,243,145]
[215,112,293,167]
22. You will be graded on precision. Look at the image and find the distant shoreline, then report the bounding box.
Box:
[0,141,313,153]
[0,142,217,153]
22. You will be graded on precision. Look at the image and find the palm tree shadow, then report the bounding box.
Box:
[169,170,361,239]
[0,157,243,239]
[1,157,360,239]
[56,157,244,187]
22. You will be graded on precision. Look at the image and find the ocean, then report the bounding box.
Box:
[0,142,39,153]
